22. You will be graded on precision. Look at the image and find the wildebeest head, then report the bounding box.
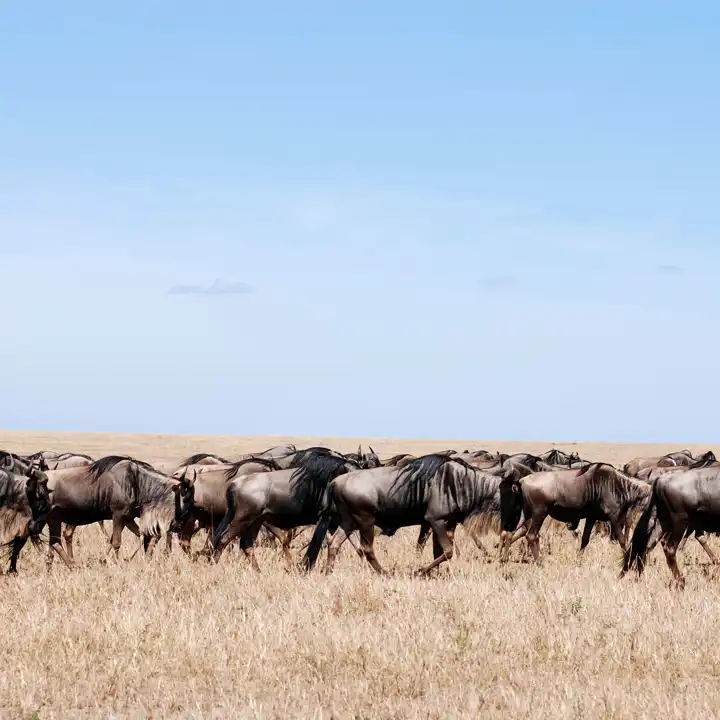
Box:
[170,470,196,533]
[499,468,524,532]
[25,462,52,536]
[361,445,382,469]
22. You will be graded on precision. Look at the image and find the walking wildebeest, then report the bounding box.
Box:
[170,457,292,558]
[210,450,361,569]
[0,462,53,573]
[413,455,541,558]
[304,454,527,575]
[45,455,177,569]
[499,463,651,563]
[622,465,720,588]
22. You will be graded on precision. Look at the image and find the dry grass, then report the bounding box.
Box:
[2,431,720,719]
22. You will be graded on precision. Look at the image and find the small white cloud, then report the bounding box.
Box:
[168,279,254,296]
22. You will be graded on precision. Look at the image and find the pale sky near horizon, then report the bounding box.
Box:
[1,2,719,442]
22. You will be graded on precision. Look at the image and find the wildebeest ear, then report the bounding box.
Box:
[512,482,521,493]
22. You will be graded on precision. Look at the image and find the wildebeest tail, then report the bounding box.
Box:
[624,480,658,575]
[303,483,334,571]
[211,486,235,550]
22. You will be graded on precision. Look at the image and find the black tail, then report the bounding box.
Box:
[211,486,235,550]
[624,481,658,575]
[303,484,334,571]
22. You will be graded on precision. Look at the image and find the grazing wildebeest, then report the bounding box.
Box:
[45,455,177,569]
[499,463,651,563]
[210,450,361,569]
[1,462,53,574]
[622,466,720,588]
[304,454,527,575]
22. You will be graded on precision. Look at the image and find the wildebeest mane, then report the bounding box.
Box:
[178,452,229,467]
[288,447,341,469]
[576,462,648,505]
[223,456,281,480]
[384,453,414,466]
[56,452,94,462]
[388,454,455,507]
[289,452,356,510]
[88,455,155,482]
[25,451,59,461]
[0,470,33,544]
[132,464,177,537]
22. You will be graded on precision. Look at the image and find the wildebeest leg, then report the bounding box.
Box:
[579,518,596,553]
[661,526,687,589]
[164,532,173,555]
[48,515,74,569]
[97,520,110,539]
[526,513,547,564]
[63,524,76,562]
[608,515,629,554]
[238,519,263,571]
[109,515,126,561]
[500,521,528,562]
[463,522,490,557]
[123,520,145,561]
[356,515,386,574]
[325,524,353,573]
[417,521,456,574]
[262,524,294,566]
[7,537,28,574]
[694,530,719,564]
[280,531,295,569]
[415,521,432,555]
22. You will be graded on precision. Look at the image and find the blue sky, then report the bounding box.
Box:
[1,2,719,441]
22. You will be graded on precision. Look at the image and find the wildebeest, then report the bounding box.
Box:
[210,450,361,569]
[171,456,288,557]
[45,453,94,470]
[622,449,711,477]
[45,455,177,569]
[412,456,541,558]
[622,465,720,588]
[304,454,527,575]
[499,463,651,563]
[539,449,587,468]
[0,462,53,573]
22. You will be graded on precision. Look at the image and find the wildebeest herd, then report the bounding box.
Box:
[1,444,718,588]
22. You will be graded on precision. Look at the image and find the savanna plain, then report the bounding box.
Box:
[2,430,720,719]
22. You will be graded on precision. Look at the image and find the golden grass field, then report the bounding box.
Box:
[2,430,720,719]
